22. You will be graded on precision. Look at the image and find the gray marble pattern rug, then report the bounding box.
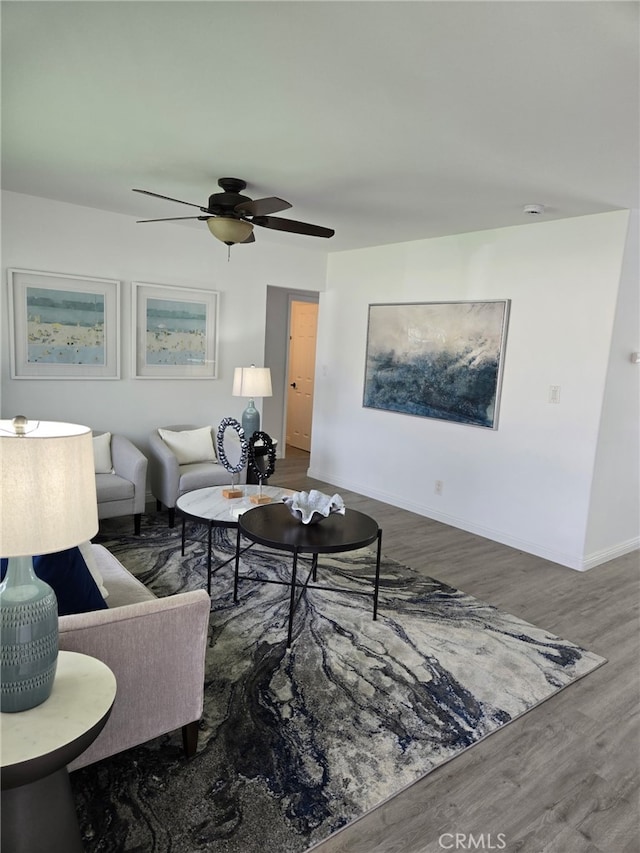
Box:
[71,513,605,852]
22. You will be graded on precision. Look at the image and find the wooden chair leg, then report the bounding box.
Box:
[156,499,162,512]
[168,507,176,528]
[134,513,142,535]
[182,720,199,758]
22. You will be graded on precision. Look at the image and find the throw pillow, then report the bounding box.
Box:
[0,547,108,617]
[77,540,109,599]
[93,431,113,474]
[158,426,217,465]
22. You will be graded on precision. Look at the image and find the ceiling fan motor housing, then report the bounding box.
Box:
[206,177,250,215]
[218,177,246,194]
[207,191,251,216]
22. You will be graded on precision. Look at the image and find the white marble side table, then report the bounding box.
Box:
[1,650,117,853]
[177,484,293,594]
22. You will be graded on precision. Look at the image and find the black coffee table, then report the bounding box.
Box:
[234,503,382,647]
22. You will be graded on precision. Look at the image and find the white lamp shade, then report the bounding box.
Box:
[232,366,273,398]
[206,217,254,245]
[0,421,98,557]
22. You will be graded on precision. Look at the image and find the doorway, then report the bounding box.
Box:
[286,300,318,452]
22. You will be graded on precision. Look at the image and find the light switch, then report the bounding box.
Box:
[549,385,561,404]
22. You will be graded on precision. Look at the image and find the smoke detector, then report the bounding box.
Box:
[523,203,545,216]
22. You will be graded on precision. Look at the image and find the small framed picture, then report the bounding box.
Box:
[132,282,219,379]
[8,269,120,379]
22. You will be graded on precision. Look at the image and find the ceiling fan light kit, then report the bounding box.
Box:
[207,216,254,245]
[133,177,334,251]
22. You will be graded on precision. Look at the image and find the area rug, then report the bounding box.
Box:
[71,513,606,853]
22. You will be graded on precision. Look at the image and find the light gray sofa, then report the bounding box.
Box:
[59,544,210,771]
[148,423,247,527]
[95,433,148,535]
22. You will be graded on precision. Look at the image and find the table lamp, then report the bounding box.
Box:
[232,365,272,438]
[0,417,98,712]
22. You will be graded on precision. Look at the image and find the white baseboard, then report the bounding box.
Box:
[307,466,638,572]
[581,538,640,571]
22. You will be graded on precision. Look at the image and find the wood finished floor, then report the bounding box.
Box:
[275,447,640,853]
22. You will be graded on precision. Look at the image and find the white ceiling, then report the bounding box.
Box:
[2,1,638,253]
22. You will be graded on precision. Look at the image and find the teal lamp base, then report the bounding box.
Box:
[241,399,260,439]
[0,555,58,713]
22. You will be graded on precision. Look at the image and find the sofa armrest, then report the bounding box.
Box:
[110,434,148,514]
[148,430,181,508]
[59,589,210,771]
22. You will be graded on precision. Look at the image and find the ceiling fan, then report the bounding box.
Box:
[133,177,335,248]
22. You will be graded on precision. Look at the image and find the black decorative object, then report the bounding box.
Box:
[247,431,277,504]
[248,431,276,481]
[216,418,248,499]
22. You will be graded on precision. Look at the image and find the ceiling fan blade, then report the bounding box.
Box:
[235,196,292,217]
[253,216,335,238]
[136,215,209,223]
[132,188,206,211]
[242,232,256,244]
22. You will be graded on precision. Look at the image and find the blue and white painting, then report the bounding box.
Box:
[26,286,105,365]
[363,301,510,429]
[145,298,207,366]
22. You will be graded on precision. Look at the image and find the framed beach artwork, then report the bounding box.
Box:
[132,282,219,379]
[363,300,511,429]
[8,269,120,379]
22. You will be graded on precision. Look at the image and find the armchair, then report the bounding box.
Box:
[59,544,210,770]
[93,432,148,535]
[148,424,247,527]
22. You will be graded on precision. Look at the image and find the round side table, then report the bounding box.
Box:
[1,650,117,853]
[235,503,383,647]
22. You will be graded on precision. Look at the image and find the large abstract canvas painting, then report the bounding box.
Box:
[363,300,510,429]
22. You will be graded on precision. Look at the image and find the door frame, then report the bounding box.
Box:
[285,295,319,453]
[282,290,320,458]
[263,286,319,460]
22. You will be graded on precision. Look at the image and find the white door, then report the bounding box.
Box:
[286,300,318,452]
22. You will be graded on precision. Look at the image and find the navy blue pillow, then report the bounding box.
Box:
[0,547,108,617]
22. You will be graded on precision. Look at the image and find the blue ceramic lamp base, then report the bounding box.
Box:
[0,555,58,713]
[241,399,260,439]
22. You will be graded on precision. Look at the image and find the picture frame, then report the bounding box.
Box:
[363,300,511,429]
[8,269,120,380]
[132,282,219,379]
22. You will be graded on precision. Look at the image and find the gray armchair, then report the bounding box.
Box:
[60,544,210,770]
[148,424,247,527]
[94,432,148,535]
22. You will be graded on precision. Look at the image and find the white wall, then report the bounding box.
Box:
[3,192,635,571]
[584,210,640,566]
[1,191,327,452]
[310,211,634,570]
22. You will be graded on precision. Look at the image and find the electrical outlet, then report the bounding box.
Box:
[549,385,561,404]
[435,480,443,496]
